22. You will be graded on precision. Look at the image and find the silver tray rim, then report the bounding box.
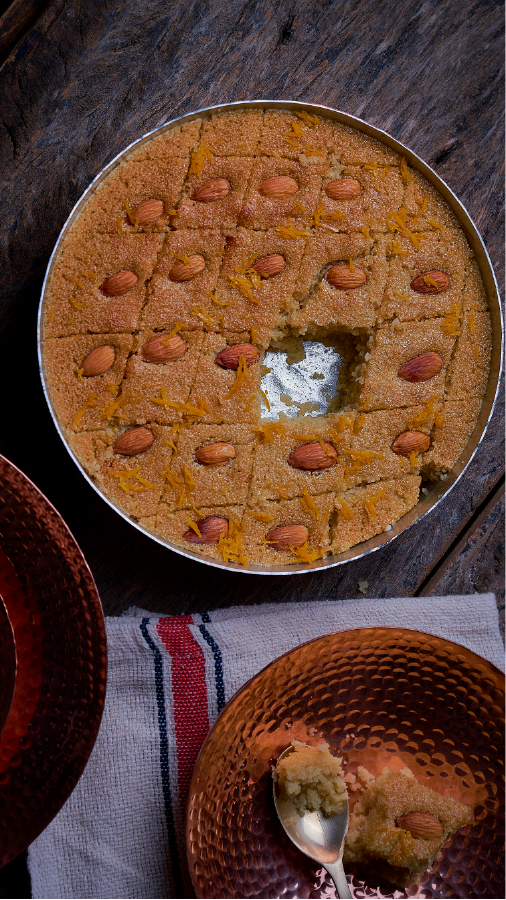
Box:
[37,99,504,575]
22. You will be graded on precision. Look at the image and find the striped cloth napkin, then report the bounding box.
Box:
[28,594,504,899]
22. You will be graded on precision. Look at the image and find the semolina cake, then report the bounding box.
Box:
[40,106,493,567]
[274,745,472,890]
[43,232,163,338]
[344,768,472,888]
[118,329,205,426]
[274,741,348,817]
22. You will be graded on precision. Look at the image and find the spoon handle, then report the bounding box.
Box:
[325,859,352,899]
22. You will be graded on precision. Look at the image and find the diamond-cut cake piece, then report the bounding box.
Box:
[331,475,421,554]
[344,769,472,888]
[43,233,163,338]
[125,120,201,161]
[155,503,246,562]
[404,169,462,232]
[291,233,389,331]
[161,424,256,510]
[76,158,189,233]
[176,156,254,228]
[293,230,371,302]
[463,258,491,314]
[43,334,133,433]
[443,259,492,404]
[141,229,226,332]
[319,164,404,233]
[381,230,470,322]
[422,397,482,478]
[187,333,261,425]
[357,318,457,411]
[329,123,401,166]
[200,109,263,156]
[258,110,332,161]
[69,423,178,518]
[242,495,334,566]
[240,157,327,229]
[249,416,354,502]
[214,228,306,348]
[446,304,492,403]
[342,405,438,488]
[118,330,204,425]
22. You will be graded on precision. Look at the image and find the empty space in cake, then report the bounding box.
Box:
[259,332,360,421]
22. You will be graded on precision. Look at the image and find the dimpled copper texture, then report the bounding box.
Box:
[0,598,15,735]
[0,456,106,867]
[186,628,505,899]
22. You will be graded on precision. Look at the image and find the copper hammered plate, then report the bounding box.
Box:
[0,455,107,867]
[186,628,505,899]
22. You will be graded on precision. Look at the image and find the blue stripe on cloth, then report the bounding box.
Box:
[198,613,226,713]
[139,618,183,898]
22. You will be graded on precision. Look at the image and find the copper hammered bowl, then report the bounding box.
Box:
[186,628,505,899]
[0,456,107,867]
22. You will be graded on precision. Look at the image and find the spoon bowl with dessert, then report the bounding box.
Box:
[273,742,352,899]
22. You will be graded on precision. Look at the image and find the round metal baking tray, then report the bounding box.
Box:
[37,100,503,575]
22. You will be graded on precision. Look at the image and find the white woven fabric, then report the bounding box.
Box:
[28,594,504,899]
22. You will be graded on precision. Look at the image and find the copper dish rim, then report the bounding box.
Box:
[0,454,107,866]
[187,623,505,785]
[37,99,504,575]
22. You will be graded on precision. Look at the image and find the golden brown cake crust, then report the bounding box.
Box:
[344,769,471,888]
[41,106,492,567]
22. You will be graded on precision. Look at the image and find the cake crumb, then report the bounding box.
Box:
[275,740,347,817]
[358,580,369,595]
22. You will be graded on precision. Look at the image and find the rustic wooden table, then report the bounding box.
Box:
[0,0,504,896]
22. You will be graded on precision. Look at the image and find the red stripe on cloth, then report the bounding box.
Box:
[156,615,210,804]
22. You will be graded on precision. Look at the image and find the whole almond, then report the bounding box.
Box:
[81,345,116,377]
[411,270,450,294]
[252,254,286,278]
[130,198,164,225]
[326,264,367,289]
[100,270,138,297]
[325,177,362,200]
[191,178,230,203]
[169,254,206,282]
[391,431,431,456]
[195,442,237,467]
[214,343,260,370]
[266,524,309,551]
[258,175,299,199]
[288,442,338,471]
[141,334,187,364]
[113,426,154,456]
[183,516,229,544]
[398,352,444,383]
[395,812,444,840]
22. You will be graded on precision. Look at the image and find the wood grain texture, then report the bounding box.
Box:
[419,479,505,626]
[0,0,503,622]
[0,0,51,64]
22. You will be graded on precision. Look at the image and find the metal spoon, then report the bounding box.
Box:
[273,746,352,899]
